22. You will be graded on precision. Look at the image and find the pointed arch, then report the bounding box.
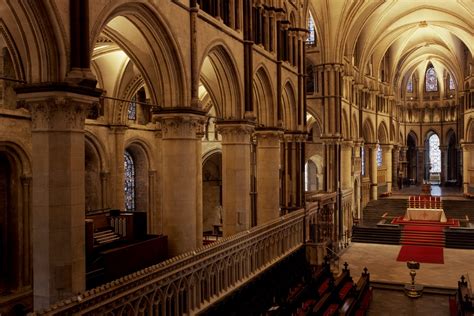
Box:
[362,118,375,143]
[253,66,275,127]
[425,63,438,92]
[91,2,187,107]
[200,43,242,119]
[377,121,389,144]
[281,81,297,130]
[341,109,350,140]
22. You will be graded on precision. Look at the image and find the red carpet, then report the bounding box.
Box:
[403,225,444,232]
[396,245,444,264]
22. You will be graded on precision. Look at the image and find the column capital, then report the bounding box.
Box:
[216,119,255,136]
[15,82,102,131]
[380,143,394,150]
[154,107,206,140]
[460,141,474,150]
[284,131,307,142]
[341,140,354,149]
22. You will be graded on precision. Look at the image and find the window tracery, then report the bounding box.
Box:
[429,134,441,173]
[124,151,135,211]
[425,66,438,92]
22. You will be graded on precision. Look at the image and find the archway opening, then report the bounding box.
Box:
[304,160,318,192]
[0,153,19,294]
[202,152,222,239]
[85,140,101,212]
[424,133,441,183]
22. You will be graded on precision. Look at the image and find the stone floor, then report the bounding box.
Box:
[340,243,474,289]
[368,288,450,316]
[390,185,464,199]
[340,243,474,315]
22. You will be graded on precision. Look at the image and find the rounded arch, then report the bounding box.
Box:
[90,2,187,107]
[199,42,242,120]
[253,66,275,127]
[202,151,222,237]
[281,80,297,130]
[124,139,154,226]
[0,141,32,294]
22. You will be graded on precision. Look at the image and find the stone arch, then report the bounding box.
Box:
[1,2,63,82]
[377,121,389,144]
[341,109,350,140]
[466,119,474,142]
[351,113,359,140]
[91,2,187,108]
[281,81,297,130]
[362,118,375,143]
[199,43,242,119]
[124,139,154,231]
[0,141,32,295]
[253,66,275,127]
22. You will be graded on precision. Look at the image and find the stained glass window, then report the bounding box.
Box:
[124,151,135,211]
[361,147,365,176]
[425,66,438,92]
[377,144,383,167]
[307,12,316,45]
[128,96,136,120]
[449,76,455,90]
[429,134,441,173]
[407,77,413,93]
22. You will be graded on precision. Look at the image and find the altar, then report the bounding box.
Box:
[404,208,447,222]
[403,195,447,222]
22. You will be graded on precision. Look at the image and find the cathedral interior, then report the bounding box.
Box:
[0,0,473,315]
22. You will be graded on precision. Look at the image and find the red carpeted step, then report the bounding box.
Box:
[397,245,444,264]
[401,224,446,247]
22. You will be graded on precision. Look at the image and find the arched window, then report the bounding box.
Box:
[361,147,365,176]
[425,66,438,92]
[377,144,383,167]
[429,134,441,173]
[306,12,316,46]
[449,75,455,90]
[124,151,135,211]
[128,96,136,120]
[407,77,413,93]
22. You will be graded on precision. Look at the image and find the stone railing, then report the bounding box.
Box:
[34,209,305,315]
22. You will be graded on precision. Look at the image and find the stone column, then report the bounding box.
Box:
[255,129,283,225]
[461,142,471,194]
[100,171,109,209]
[110,126,127,210]
[216,121,254,236]
[156,109,205,256]
[341,140,353,189]
[16,86,100,309]
[392,145,400,191]
[20,175,32,290]
[382,144,393,192]
[417,146,425,184]
[148,170,157,234]
[439,146,448,185]
[367,144,378,200]
[195,128,204,248]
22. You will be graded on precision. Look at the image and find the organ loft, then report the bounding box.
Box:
[0,0,473,315]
